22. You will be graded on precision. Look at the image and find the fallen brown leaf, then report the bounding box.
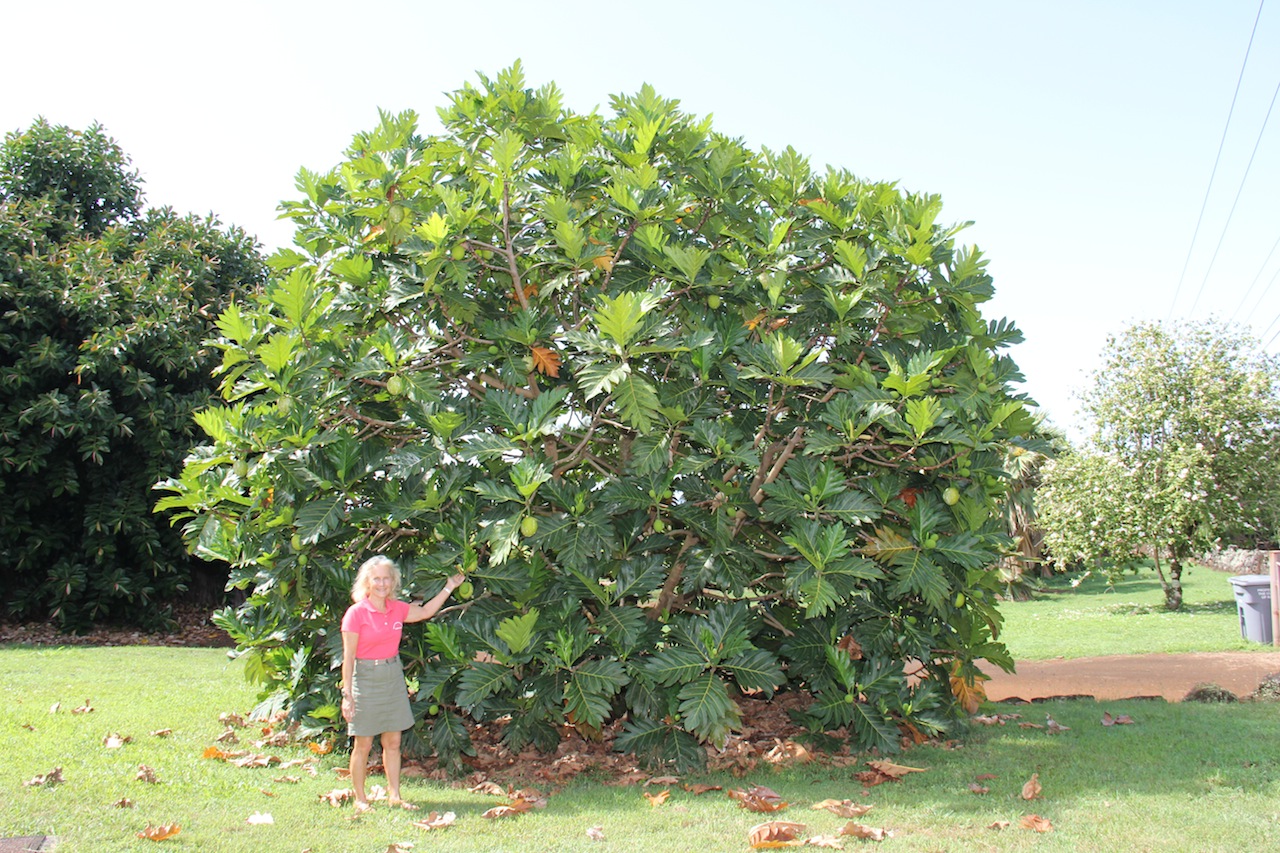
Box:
[481,798,534,819]
[23,767,63,787]
[585,825,606,841]
[136,823,180,841]
[414,811,457,831]
[319,788,354,807]
[273,775,301,784]
[215,727,239,744]
[682,783,723,795]
[136,765,159,784]
[469,780,507,796]
[975,773,998,781]
[645,775,680,786]
[219,712,246,727]
[21,723,35,731]
[150,728,172,737]
[643,789,670,807]
[1101,712,1135,727]
[49,701,61,714]
[114,798,135,808]
[72,700,94,714]
[246,812,273,825]
[763,739,812,765]
[728,785,789,813]
[811,799,873,818]
[1021,772,1042,801]
[104,733,132,749]
[308,740,333,755]
[748,820,807,848]
[865,760,926,779]
[805,836,845,849]
[968,782,990,795]
[988,820,1011,830]
[839,822,892,841]
[1021,814,1053,832]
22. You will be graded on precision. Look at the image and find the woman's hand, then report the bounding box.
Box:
[341,693,354,722]
[445,573,465,592]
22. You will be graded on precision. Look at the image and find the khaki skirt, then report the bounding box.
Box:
[348,656,414,737]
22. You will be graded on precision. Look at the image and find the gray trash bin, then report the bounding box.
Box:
[1228,574,1274,644]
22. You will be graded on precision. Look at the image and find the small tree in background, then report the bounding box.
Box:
[160,65,1035,767]
[0,119,265,629]
[1038,319,1280,609]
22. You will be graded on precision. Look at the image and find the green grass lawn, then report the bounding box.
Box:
[996,565,1269,660]
[3,646,1279,852]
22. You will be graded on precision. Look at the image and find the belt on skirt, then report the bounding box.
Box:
[356,656,400,666]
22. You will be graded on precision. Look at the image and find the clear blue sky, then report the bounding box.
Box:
[5,0,1279,441]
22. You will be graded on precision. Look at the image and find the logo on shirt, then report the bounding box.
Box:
[393,622,403,631]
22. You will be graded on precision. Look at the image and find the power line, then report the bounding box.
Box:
[1186,72,1280,315]
[1230,230,1280,321]
[1167,0,1267,320]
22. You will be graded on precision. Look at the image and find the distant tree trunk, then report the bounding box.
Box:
[1164,553,1184,611]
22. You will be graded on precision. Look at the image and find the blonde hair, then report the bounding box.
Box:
[351,555,401,603]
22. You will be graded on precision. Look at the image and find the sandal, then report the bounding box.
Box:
[388,798,419,811]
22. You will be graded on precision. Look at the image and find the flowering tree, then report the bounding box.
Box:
[1039,320,1280,609]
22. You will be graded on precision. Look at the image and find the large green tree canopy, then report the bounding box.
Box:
[160,65,1035,767]
[0,119,265,628]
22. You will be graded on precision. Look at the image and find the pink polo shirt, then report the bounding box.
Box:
[341,598,410,659]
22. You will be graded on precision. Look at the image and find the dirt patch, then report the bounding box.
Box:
[981,651,1280,702]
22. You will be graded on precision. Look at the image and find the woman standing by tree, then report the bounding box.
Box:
[341,555,464,812]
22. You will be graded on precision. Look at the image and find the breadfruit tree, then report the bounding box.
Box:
[160,65,1035,768]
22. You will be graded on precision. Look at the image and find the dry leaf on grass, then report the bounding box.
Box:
[104,733,132,748]
[811,799,872,818]
[748,820,807,848]
[150,728,172,737]
[273,775,301,784]
[215,728,239,744]
[988,820,1011,830]
[764,739,812,765]
[645,774,680,786]
[413,811,456,831]
[231,753,281,768]
[469,780,507,796]
[219,712,246,727]
[805,836,845,849]
[136,765,159,784]
[114,798,135,808]
[481,798,535,819]
[308,740,333,755]
[319,788,354,807]
[1017,722,1043,730]
[728,785,788,813]
[1021,773,1042,801]
[1021,814,1053,832]
[839,822,892,841]
[968,782,990,795]
[643,789,670,807]
[585,825,605,841]
[49,701,61,714]
[136,823,180,841]
[72,700,94,714]
[683,783,723,795]
[23,767,63,787]
[21,723,35,731]
[1101,712,1135,726]
[246,812,274,825]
